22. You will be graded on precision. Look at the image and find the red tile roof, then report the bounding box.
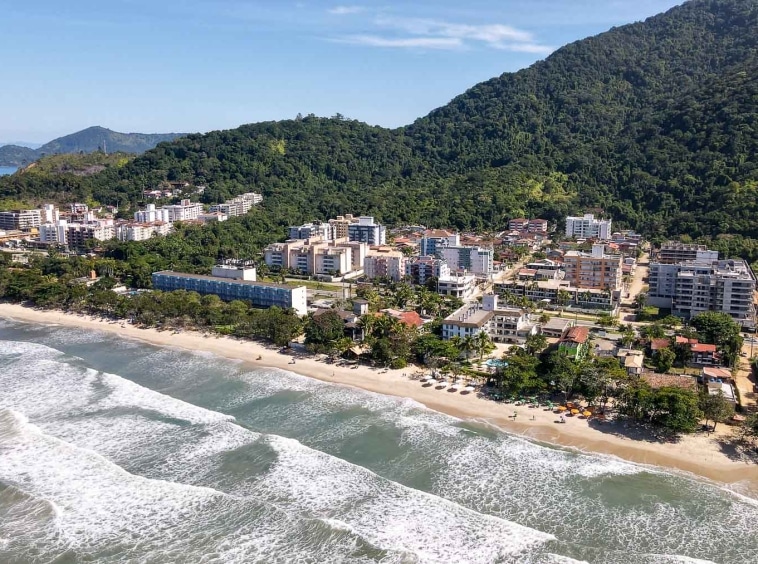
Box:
[691,343,717,353]
[561,326,589,344]
[675,336,698,345]
[650,338,671,351]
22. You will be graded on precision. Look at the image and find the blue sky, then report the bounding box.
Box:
[1,0,682,143]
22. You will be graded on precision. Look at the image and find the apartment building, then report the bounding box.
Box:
[41,204,59,224]
[565,214,612,240]
[656,242,719,264]
[263,237,367,277]
[66,222,115,248]
[563,244,622,290]
[495,279,617,310]
[442,295,534,343]
[436,274,477,299]
[287,222,335,241]
[648,259,756,328]
[508,218,529,232]
[347,216,386,246]
[407,256,450,286]
[163,199,204,222]
[438,245,494,274]
[0,209,42,230]
[363,247,408,282]
[134,204,171,224]
[115,222,173,242]
[39,220,69,245]
[527,219,549,233]
[152,270,307,316]
[209,192,262,217]
[420,230,460,256]
[328,214,356,239]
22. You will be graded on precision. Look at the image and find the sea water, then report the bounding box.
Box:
[1,319,757,563]
[0,166,18,176]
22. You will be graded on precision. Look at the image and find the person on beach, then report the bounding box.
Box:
[513,411,517,419]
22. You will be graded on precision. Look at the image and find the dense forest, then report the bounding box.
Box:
[2,0,758,243]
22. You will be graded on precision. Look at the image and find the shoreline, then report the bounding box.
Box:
[2,302,757,496]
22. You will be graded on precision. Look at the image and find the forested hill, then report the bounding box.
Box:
[3,0,758,240]
[0,127,185,166]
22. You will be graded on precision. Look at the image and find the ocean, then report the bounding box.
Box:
[0,166,18,176]
[1,319,756,563]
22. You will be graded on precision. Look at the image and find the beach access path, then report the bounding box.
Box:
[1,302,756,495]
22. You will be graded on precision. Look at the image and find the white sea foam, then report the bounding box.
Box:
[257,434,554,563]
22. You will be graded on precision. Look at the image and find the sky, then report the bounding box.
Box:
[0,0,683,143]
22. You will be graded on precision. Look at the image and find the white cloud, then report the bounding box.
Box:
[331,14,553,54]
[328,5,364,15]
[334,35,463,49]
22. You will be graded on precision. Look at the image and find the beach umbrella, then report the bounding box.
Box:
[463,385,476,393]
[449,381,459,390]
[582,410,592,417]
[425,378,437,384]
[437,381,448,389]
[557,406,567,412]
[570,408,580,415]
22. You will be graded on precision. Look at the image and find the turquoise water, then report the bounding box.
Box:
[1,318,757,563]
[0,166,18,176]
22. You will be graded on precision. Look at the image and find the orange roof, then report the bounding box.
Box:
[691,343,717,353]
[703,367,732,379]
[675,336,698,345]
[650,338,671,350]
[562,326,589,344]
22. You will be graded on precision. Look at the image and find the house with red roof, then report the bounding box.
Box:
[558,326,590,360]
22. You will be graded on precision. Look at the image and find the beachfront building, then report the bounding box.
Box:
[419,229,460,256]
[152,268,307,316]
[648,259,756,328]
[363,247,409,282]
[438,245,494,275]
[558,326,590,360]
[436,274,477,299]
[562,244,623,291]
[565,214,612,240]
[65,221,116,248]
[656,242,718,265]
[441,295,534,343]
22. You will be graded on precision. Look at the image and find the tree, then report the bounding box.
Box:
[699,391,734,431]
[474,331,495,362]
[620,327,636,348]
[524,333,548,356]
[597,313,618,328]
[653,348,676,373]
[691,312,743,367]
[304,311,345,352]
[633,293,648,309]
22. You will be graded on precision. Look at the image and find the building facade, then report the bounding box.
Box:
[563,244,622,290]
[347,216,386,246]
[0,209,42,231]
[420,230,460,256]
[407,256,450,286]
[648,259,756,328]
[565,214,612,240]
[152,270,307,316]
[363,248,408,282]
[657,242,719,265]
[438,245,494,274]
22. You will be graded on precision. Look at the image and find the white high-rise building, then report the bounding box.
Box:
[347,216,386,245]
[565,214,612,240]
[39,220,68,245]
[134,204,171,223]
[41,204,59,224]
[438,246,494,274]
[163,199,203,222]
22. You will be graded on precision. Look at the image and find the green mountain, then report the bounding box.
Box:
[2,0,758,242]
[0,126,186,166]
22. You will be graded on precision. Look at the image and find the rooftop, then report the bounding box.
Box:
[561,326,589,344]
[153,270,304,290]
[642,373,698,391]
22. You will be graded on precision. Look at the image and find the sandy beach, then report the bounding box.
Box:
[2,302,757,495]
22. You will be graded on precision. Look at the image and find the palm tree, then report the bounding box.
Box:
[475,331,495,362]
[461,335,475,360]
